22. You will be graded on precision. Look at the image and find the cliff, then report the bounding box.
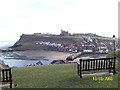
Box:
[11,34,113,51]
[11,34,81,50]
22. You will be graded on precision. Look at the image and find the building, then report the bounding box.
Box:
[60,30,70,36]
[97,42,108,53]
[73,33,84,36]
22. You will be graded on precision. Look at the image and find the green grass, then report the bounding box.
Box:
[107,50,120,72]
[12,63,118,88]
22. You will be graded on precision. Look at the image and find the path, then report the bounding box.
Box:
[0,82,15,89]
[82,72,113,77]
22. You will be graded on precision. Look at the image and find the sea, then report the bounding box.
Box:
[0,41,107,68]
[0,41,51,67]
[0,41,15,50]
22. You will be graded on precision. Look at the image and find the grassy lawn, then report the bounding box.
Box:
[12,63,118,88]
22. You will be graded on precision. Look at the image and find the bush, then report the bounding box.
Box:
[107,50,120,59]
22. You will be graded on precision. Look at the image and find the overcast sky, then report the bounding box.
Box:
[0,0,119,41]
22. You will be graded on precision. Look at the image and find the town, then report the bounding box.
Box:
[14,30,116,54]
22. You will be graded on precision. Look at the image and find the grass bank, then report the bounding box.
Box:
[12,63,118,88]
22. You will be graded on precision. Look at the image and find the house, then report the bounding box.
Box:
[97,42,108,53]
[51,60,66,64]
[36,61,43,65]
[82,44,94,53]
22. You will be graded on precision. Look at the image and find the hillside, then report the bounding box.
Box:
[12,63,118,88]
[11,33,113,51]
[11,50,119,88]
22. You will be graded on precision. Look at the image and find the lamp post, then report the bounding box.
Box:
[113,35,116,58]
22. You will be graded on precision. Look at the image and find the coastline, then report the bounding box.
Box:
[0,50,73,67]
[2,50,71,60]
[0,50,108,67]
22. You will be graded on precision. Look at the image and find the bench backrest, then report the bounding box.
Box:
[77,57,116,78]
[1,68,12,88]
[79,57,116,71]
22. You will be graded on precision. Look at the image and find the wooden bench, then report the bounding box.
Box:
[0,68,12,88]
[77,57,116,78]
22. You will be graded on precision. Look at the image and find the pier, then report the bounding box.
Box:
[66,52,108,61]
[66,52,83,61]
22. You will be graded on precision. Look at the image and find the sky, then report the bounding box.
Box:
[0,0,119,42]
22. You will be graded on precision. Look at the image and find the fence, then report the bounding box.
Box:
[77,57,116,78]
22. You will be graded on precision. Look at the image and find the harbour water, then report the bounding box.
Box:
[0,51,107,68]
[0,48,70,67]
[0,56,51,67]
[0,41,49,67]
[0,41,107,68]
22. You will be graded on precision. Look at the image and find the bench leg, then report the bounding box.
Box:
[109,69,111,73]
[10,80,12,88]
[80,71,82,78]
[78,69,80,76]
[77,64,80,76]
[113,68,115,75]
